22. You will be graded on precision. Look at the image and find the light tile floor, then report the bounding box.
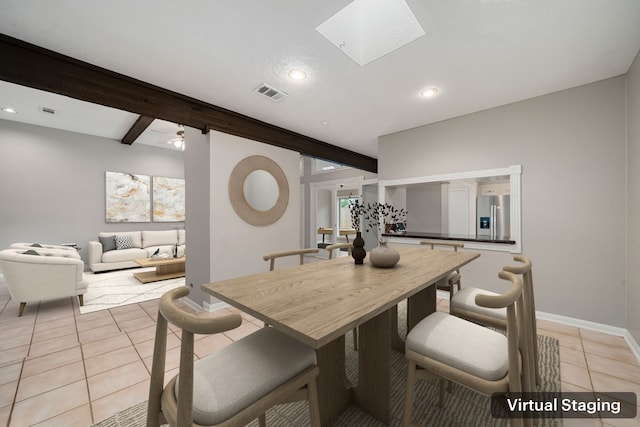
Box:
[0,271,639,426]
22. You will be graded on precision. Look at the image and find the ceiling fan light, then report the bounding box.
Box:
[420,87,439,98]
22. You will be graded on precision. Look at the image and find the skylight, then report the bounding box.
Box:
[315,0,425,66]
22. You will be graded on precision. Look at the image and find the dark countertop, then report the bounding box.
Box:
[383,231,515,245]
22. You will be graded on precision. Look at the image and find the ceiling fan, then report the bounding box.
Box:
[168,125,185,151]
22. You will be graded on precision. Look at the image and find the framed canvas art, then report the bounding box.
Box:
[105,171,151,222]
[152,176,185,222]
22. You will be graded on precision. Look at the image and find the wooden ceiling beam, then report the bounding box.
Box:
[0,33,377,173]
[121,115,155,145]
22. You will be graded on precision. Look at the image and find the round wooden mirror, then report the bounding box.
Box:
[228,155,289,226]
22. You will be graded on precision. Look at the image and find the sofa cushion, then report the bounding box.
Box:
[99,235,117,252]
[99,232,142,249]
[115,235,135,250]
[102,248,147,263]
[142,230,178,248]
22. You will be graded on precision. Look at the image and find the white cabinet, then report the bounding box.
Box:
[479,182,510,196]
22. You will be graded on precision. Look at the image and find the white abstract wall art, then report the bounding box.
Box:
[153,176,185,222]
[105,171,151,222]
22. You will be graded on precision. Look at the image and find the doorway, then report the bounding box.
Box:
[309,178,364,257]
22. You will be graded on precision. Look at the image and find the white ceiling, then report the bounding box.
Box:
[1,0,640,159]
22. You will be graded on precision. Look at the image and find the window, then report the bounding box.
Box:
[338,196,358,230]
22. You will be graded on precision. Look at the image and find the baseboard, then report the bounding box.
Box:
[202,299,230,313]
[180,295,230,313]
[535,311,640,363]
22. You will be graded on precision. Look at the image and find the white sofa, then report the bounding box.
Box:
[0,248,88,316]
[88,230,185,272]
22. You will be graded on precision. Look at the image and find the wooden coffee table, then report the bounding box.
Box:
[134,257,185,283]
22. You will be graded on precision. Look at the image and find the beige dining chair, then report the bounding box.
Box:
[147,286,321,427]
[450,255,539,385]
[262,247,320,327]
[419,240,465,299]
[325,242,353,259]
[263,248,320,271]
[403,270,533,427]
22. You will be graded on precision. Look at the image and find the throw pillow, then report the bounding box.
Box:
[22,249,40,255]
[115,235,134,250]
[30,243,42,248]
[99,235,117,252]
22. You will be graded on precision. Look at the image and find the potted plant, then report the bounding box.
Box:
[363,202,407,268]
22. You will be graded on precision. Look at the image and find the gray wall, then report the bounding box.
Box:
[379,76,628,327]
[406,184,442,233]
[0,120,184,264]
[628,51,640,341]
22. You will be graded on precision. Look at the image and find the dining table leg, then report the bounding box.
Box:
[315,335,351,426]
[407,283,437,331]
[353,308,391,425]
[391,283,438,353]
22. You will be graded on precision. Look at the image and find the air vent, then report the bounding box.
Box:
[40,106,56,115]
[254,83,288,102]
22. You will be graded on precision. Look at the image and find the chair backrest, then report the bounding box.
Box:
[419,240,464,251]
[503,255,538,386]
[147,286,242,426]
[476,270,530,394]
[325,243,353,259]
[263,248,320,271]
[419,241,465,293]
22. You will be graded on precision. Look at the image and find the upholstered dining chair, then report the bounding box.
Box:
[450,255,539,386]
[147,286,320,427]
[419,240,465,299]
[325,242,353,259]
[262,248,319,271]
[403,270,533,427]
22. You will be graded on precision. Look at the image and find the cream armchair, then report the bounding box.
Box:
[0,248,88,316]
[10,243,80,258]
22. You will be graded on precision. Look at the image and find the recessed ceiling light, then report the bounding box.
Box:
[288,69,307,80]
[420,88,439,98]
[321,120,329,125]
[2,107,17,114]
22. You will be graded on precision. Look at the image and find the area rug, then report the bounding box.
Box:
[91,304,561,427]
[79,267,185,314]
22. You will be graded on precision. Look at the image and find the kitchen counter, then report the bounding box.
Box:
[383,231,515,245]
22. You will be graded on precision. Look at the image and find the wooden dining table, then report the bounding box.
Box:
[201,246,480,426]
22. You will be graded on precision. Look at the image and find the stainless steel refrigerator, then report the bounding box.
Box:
[476,195,510,240]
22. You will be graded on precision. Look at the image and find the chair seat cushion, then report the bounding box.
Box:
[101,248,146,263]
[406,311,508,381]
[176,326,317,425]
[450,286,507,320]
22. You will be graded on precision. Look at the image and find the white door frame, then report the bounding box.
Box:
[309,177,364,252]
